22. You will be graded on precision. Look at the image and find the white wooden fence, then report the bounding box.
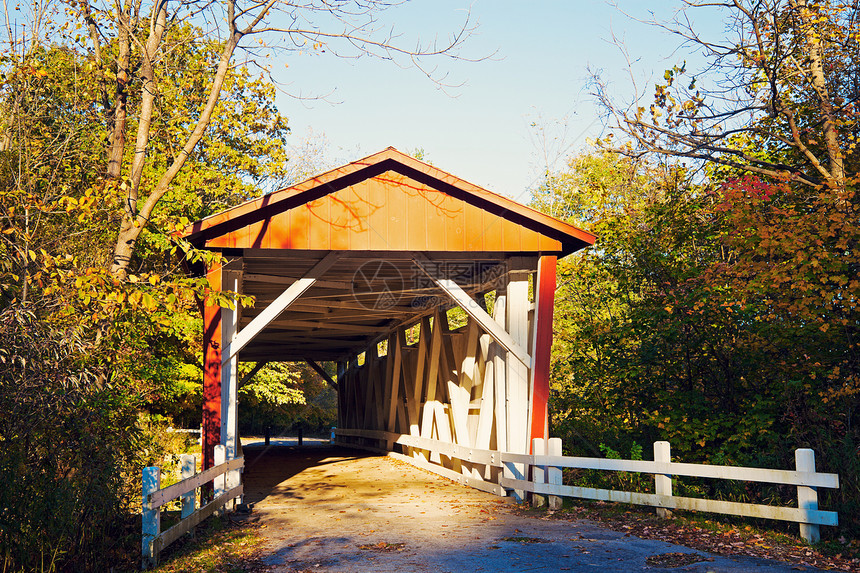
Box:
[142,445,244,569]
[335,429,839,543]
[165,426,203,445]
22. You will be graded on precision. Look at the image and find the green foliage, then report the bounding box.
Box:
[538,146,860,536]
[0,30,296,571]
[0,305,140,571]
[239,362,305,407]
[238,362,337,436]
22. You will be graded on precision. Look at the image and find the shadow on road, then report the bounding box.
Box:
[241,444,368,505]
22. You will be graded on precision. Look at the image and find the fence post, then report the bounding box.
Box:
[214,444,226,515]
[180,454,196,520]
[532,438,546,508]
[547,438,563,510]
[795,448,820,543]
[142,466,161,570]
[654,441,673,518]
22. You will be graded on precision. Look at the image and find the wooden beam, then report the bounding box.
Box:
[384,331,402,435]
[221,268,242,464]
[239,361,267,386]
[264,319,393,333]
[506,263,531,456]
[306,359,338,390]
[489,290,507,457]
[475,333,495,451]
[241,305,414,318]
[202,266,223,471]
[244,273,353,290]
[222,252,341,364]
[413,256,531,368]
[528,256,556,444]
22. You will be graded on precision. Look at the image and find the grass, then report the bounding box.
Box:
[151,516,267,573]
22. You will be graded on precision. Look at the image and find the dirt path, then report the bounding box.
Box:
[240,444,824,572]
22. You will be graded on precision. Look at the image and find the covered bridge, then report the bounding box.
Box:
[184,147,595,495]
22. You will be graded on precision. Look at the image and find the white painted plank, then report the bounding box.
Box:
[221,270,240,462]
[500,478,838,526]
[498,453,839,488]
[505,266,530,501]
[146,457,244,510]
[412,257,531,368]
[419,312,443,452]
[492,294,507,455]
[547,438,563,510]
[796,448,821,542]
[180,454,196,519]
[444,335,471,449]
[474,355,495,450]
[505,267,530,456]
[142,467,161,569]
[410,318,430,439]
[654,441,673,518]
[222,251,341,363]
[159,484,244,549]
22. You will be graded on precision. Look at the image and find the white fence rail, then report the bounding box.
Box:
[335,429,839,543]
[142,444,244,569]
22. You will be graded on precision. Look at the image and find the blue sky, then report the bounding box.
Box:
[272,1,719,201]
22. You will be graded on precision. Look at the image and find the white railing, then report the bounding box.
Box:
[142,444,244,569]
[165,426,203,446]
[335,429,839,543]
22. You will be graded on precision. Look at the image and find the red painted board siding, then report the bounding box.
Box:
[202,266,222,471]
[529,256,557,446]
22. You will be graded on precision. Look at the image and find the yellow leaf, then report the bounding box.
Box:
[141,293,156,311]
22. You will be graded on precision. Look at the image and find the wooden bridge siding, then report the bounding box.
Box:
[200,255,558,475]
[203,172,563,253]
[336,255,558,489]
[201,265,222,472]
[529,255,557,442]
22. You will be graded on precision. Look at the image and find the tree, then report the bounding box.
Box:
[594,0,858,192]
[40,0,479,279]
[585,1,860,533]
[535,147,860,533]
[0,30,290,570]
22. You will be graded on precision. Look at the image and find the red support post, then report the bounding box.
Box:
[529,255,557,447]
[202,266,222,470]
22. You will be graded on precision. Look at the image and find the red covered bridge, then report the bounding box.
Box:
[183,147,595,496]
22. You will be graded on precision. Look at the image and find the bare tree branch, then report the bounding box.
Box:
[595,0,858,192]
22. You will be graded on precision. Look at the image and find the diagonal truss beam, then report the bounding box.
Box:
[412,256,531,369]
[305,359,338,390]
[239,361,268,386]
[222,252,341,364]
